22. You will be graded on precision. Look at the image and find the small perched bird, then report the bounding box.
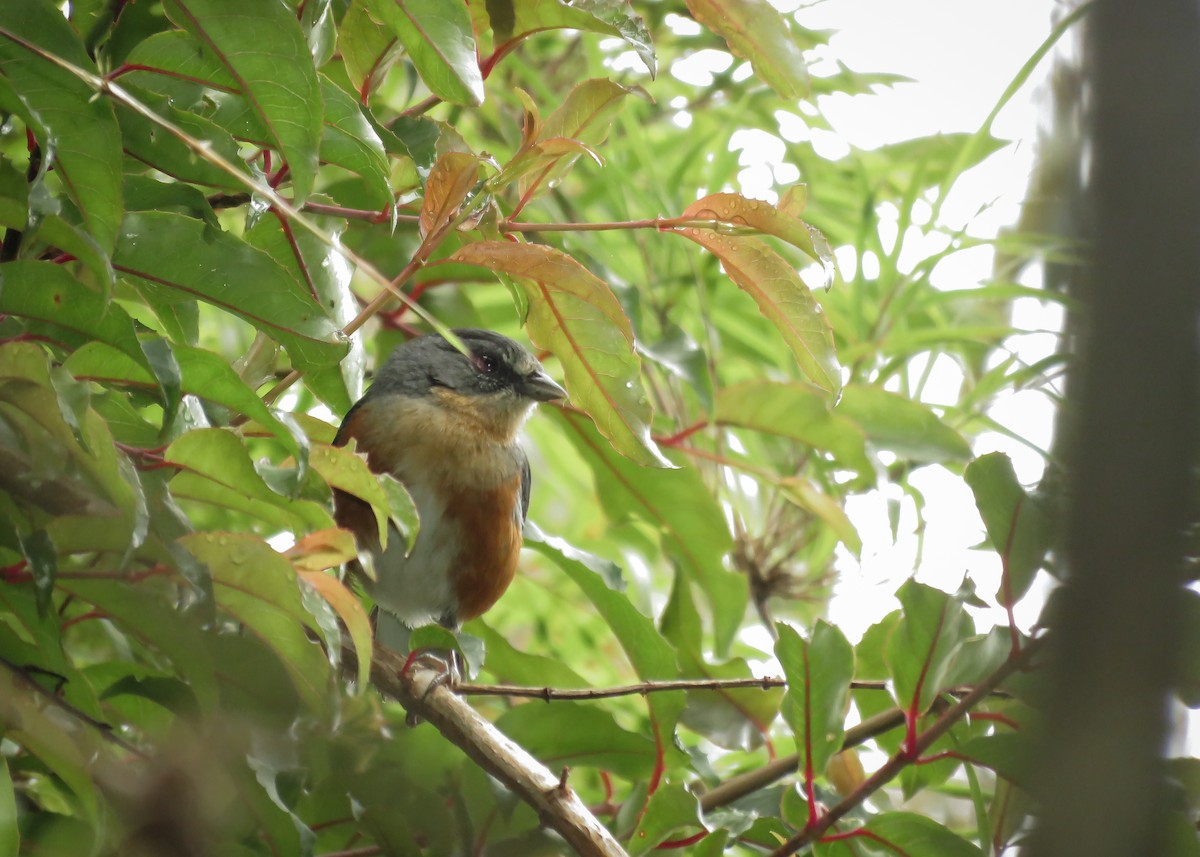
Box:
[333,329,566,646]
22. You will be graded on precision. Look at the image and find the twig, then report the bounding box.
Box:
[767,636,1044,857]
[698,706,906,812]
[452,677,1012,702]
[0,655,146,758]
[366,645,628,857]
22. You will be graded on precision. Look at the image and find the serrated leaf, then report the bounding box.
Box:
[115,84,249,190]
[113,212,347,372]
[0,5,123,250]
[244,203,362,412]
[776,621,853,778]
[662,573,780,750]
[964,452,1053,604]
[420,151,480,240]
[685,0,809,99]
[838,385,972,463]
[677,230,841,395]
[451,241,668,467]
[363,0,484,107]
[683,191,834,286]
[180,532,330,711]
[163,0,322,202]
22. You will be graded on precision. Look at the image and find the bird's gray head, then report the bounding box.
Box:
[373,328,566,406]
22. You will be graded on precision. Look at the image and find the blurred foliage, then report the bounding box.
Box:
[0,2,1173,856]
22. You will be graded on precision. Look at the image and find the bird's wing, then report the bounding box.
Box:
[519,449,531,523]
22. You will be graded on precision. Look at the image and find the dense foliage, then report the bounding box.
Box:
[0,2,1166,856]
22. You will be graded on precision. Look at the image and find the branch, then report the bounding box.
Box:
[366,645,628,857]
[768,636,1044,857]
[698,706,906,812]
[452,677,1008,702]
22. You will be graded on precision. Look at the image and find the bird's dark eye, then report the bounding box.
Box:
[473,354,497,374]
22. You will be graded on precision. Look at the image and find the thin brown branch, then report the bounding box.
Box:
[768,636,1044,857]
[453,677,1010,702]
[366,645,627,857]
[498,216,737,234]
[0,655,147,758]
[698,706,907,812]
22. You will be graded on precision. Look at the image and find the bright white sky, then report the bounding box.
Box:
[681,0,1064,643]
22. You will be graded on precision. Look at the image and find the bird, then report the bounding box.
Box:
[332,328,566,653]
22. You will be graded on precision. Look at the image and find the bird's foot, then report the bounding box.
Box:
[400,647,462,725]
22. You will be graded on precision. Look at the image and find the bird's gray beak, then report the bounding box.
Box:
[520,369,567,402]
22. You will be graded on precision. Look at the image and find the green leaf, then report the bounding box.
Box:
[676,231,841,396]
[662,573,781,750]
[496,702,673,780]
[525,525,685,760]
[0,668,102,823]
[165,429,332,533]
[0,161,114,293]
[0,261,149,375]
[244,204,363,412]
[684,0,809,99]
[775,621,853,778]
[473,0,657,77]
[552,408,746,654]
[838,385,972,463]
[506,78,646,198]
[62,341,303,458]
[113,212,348,372]
[115,84,249,190]
[0,4,123,250]
[779,477,862,557]
[180,532,331,712]
[716,380,872,477]
[363,0,484,107]
[308,442,390,549]
[163,0,323,202]
[964,452,1054,604]
[886,580,973,713]
[627,783,703,855]
[338,0,405,98]
[866,812,985,857]
[451,241,668,467]
[0,756,17,857]
[319,76,393,208]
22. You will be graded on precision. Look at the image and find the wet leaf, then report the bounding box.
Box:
[420,152,480,240]
[683,190,834,285]
[0,4,123,250]
[113,212,347,373]
[684,0,809,99]
[361,0,484,106]
[627,783,702,855]
[163,0,323,202]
